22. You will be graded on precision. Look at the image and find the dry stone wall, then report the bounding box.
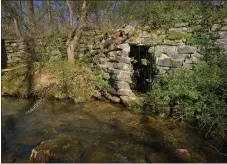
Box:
[3,39,31,67]
[211,21,227,54]
[3,21,227,106]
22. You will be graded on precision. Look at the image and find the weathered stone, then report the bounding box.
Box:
[120,96,139,107]
[148,47,155,53]
[171,60,183,68]
[178,46,196,54]
[157,58,172,67]
[102,92,120,103]
[211,24,221,31]
[171,53,189,61]
[216,39,227,47]
[211,32,220,39]
[103,72,110,80]
[191,52,203,59]
[220,25,227,31]
[115,56,131,64]
[139,31,151,38]
[117,50,129,57]
[117,43,130,52]
[156,45,177,56]
[219,31,227,39]
[169,27,187,33]
[163,39,184,46]
[174,22,189,28]
[111,69,132,75]
[113,63,131,70]
[111,71,132,83]
[115,81,131,90]
[99,58,109,64]
[117,89,135,97]
[175,149,191,162]
[29,136,84,163]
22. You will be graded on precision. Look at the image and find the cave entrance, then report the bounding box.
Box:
[1,39,7,69]
[129,44,156,93]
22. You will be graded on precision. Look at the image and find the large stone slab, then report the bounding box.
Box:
[157,58,172,67]
[171,53,190,61]
[216,39,227,47]
[117,43,130,52]
[114,81,131,90]
[174,22,189,28]
[163,39,184,46]
[156,45,177,56]
[115,56,131,64]
[169,27,188,33]
[113,63,131,71]
[211,24,221,32]
[111,71,132,83]
[117,89,135,97]
[178,46,196,54]
[120,96,140,107]
[220,25,227,31]
[218,31,227,39]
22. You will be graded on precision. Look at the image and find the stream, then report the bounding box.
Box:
[1,97,226,163]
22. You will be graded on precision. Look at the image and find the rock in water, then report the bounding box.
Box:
[29,136,84,163]
[175,149,191,162]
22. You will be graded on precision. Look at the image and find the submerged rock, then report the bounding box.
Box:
[175,149,191,162]
[120,96,140,107]
[29,136,84,163]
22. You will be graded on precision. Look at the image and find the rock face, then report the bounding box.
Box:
[29,136,84,163]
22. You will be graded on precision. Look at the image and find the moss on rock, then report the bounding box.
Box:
[166,32,190,40]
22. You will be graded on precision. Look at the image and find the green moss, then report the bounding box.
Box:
[166,32,190,40]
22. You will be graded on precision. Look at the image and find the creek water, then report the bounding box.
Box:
[1,97,226,163]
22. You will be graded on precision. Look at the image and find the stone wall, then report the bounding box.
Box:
[2,20,227,106]
[211,21,227,53]
[2,29,104,68]
[3,39,30,67]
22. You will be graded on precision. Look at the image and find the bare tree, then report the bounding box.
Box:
[66,0,74,26]
[47,0,52,27]
[66,0,88,64]
[25,0,36,34]
[2,1,23,38]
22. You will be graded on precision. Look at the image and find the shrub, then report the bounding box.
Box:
[147,60,227,137]
[2,60,106,102]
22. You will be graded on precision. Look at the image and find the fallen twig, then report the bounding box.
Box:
[208,145,227,157]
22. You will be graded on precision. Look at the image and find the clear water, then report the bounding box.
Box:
[1,97,226,163]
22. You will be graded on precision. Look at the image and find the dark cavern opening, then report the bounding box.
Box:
[129,44,156,93]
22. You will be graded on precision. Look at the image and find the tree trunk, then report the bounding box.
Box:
[67,0,87,64]
[48,0,52,28]
[14,18,22,37]
[25,0,36,34]
[66,0,74,26]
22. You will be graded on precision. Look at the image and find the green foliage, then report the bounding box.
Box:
[2,60,106,102]
[2,66,30,97]
[147,61,227,136]
[35,30,68,64]
[37,60,97,102]
[147,28,227,137]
